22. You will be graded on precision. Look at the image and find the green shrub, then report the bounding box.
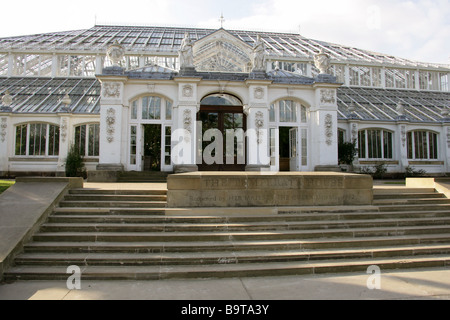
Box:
[65,145,86,178]
[338,141,358,165]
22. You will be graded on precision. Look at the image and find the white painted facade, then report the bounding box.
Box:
[0,25,449,177]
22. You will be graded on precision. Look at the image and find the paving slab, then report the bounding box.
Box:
[0,268,449,300]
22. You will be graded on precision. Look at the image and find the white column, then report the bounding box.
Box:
[56,114,71,174]
[311,85,340,171]
[172,79,201,173]
[97,78,126,171]
[0,115,10,175]
[396,122,409,172]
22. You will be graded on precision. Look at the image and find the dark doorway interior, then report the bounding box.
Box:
[143,124,161,172]
[279,127,292,172]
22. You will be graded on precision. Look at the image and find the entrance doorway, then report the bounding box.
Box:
[279,126,299,171]
[197,93,246,171]
[142,124,161,171]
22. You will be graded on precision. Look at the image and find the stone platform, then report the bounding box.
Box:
[167,172,373,208]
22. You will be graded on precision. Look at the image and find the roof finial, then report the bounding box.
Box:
[219,13,225,29]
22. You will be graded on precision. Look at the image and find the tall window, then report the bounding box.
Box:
[74,124,99,157]
[407,131,438,160]
[15,123,60,156]
[358,129,393,159]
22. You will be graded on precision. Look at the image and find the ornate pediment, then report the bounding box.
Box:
[192,29,254,73]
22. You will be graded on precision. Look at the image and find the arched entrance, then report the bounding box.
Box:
[197,93,246,171]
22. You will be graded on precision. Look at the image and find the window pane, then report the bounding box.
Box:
[383,131,393,159]
[358,130,366,158]
[29,123,46,156]
[88,124,99,157]
[15,124,27,155]
[130,126,137,165]
[166,100,172,120]
[48,125,60,156]
[164,126,172,165]
[75,125,86,156]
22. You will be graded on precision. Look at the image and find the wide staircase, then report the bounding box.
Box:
[4,185,450,281]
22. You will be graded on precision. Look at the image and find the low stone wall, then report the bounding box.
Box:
[167,172,373,208]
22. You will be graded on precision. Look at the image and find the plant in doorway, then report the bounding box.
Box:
[65,144,87,178]
[338,140,358,172]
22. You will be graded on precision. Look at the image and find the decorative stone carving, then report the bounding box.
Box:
[106,108,116,143]
[447,127,450,149]
[325,114,334,146]
[320,89,336,105]
[2,90,12,107]
[314,49,331,74]
[401,126,407,148]
[255,111,264,144]
[106,41,125,67]
[254,87,264,100]
[183,109,192,142]
[102,82,121,99]
[147,84,156,93]
[60,118,68,143]
[0,118,7,142]
[351,123,358,142]
[182,85,194,98]
[179,33,195,69]
[252,35,266,71]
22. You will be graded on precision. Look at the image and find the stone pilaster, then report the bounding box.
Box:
[97,74,127,172]
[311,84,341,172]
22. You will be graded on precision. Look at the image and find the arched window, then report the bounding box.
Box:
[74,123,99,157]
[407,130,438,160]
[269,100,308,123]
[15,123,60,156]
[358,129,393,160]
[130,95,173,121]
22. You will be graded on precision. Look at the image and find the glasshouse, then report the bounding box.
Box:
[0,24,448,178]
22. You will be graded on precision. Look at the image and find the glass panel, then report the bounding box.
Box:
[383,131,393,159]
[142,96,161,120]
[269,104,276,122]
[201,94,242,106]
[29,123,46,156]
[75,125,86,157]
[358,130,366,159]
[88,124,99,157]
[15,124,27,156]
[130,126,137,165]
[165,100,172,120]
[301,128,308,166]
[48,125,60,156]
[165,126,172,166]
[270,128,276,166]
[279,100,297,122]
[131,100,138,120]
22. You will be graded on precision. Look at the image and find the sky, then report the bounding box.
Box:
[0,0,449,65]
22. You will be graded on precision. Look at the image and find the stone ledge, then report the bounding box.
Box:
[167,172,373,208]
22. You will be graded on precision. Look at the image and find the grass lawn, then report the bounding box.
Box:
[0,180,15,195]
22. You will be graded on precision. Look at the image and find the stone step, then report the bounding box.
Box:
[23,234,450,254]
[63,194,168,202]
[69,189,167,196]
[32,225,450,243]
[47,210,450,224]
[378,203,450,212]
[5,255,450,281]
[58,201,167,208]
[373,198,450,205]
[13,244,450,267]
[52,208,166,216]
[39,217,450,233]
[373,188,437,195]
[373,193,445,200]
